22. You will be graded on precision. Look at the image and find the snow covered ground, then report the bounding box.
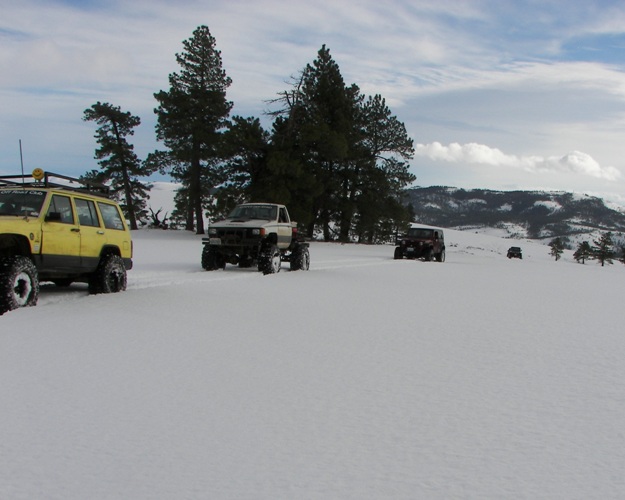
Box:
[2,227,624,499]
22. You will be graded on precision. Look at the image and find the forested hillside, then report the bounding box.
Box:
[404,186,625,242]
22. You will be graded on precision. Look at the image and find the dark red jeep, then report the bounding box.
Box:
[394,227,445,262]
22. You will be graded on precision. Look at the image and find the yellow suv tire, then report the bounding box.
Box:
[0,256,39,314]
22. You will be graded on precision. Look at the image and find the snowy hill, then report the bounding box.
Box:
[405,186,625,244]
[2,227,624,499]
[148,182,625,248]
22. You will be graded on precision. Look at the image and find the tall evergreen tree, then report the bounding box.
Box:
[549,237,564,261]
[573,240,592,264]
[265,99,321,230]
[592,231,615,266]
[355,94,415,242]
[218,116,270,214]
[152,25,232,234]
[267,46,416,241]
[298,45,361,240]
[83,102,153,229]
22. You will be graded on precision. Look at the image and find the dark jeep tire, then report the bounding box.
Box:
[88,254,127,294]
[0,256,39,314]
[201,245,223,270]
[436,249,446,262]
[291,245,310,271]
[259,244,281,275]
[393,247,403,260]
[424,248,433,261]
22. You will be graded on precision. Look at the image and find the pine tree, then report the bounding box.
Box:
[355,94,415,242]
[217,116,270,213]
[267,45,415,241]
[549,237,564,261]
[152,25,232,234]
[592,231,615,266]
[299,45,361,241]
[573,240,592,264]
[83,102,154,229]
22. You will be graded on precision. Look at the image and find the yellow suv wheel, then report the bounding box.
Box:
[88,254,127,294]
[0,256,40,315]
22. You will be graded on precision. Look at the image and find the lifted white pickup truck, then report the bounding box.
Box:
[201,203,310,274]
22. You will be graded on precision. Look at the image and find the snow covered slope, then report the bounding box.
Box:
[1,228,624,499]
[405,186,625,242]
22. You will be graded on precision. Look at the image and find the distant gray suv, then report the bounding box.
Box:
[201,203,310,274]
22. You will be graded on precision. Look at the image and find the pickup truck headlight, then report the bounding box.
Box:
[208,228,217,235]
[251,228,261,235]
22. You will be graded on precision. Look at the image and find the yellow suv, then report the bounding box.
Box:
[0,169,133,315]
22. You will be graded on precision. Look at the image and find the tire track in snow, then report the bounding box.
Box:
[35,255,395,307]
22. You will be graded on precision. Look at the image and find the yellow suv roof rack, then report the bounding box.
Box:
[0,169,110,197]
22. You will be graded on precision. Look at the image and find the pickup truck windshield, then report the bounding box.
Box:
[227,205,277,220]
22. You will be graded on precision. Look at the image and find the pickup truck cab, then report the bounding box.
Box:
[202,203,309,274]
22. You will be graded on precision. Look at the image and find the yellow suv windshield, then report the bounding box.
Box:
[0,189,46,216]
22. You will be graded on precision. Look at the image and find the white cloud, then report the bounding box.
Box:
[2,0,625,207]
[415,142,622,181]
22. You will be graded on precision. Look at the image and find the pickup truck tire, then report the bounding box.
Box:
[0,256,39,314]
[259,244,281,275]
[202,245,221,271]
[88,254,127,294]
[291,245,310,271]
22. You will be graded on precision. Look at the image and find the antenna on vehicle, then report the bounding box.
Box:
[18,140,28,217]
[19,139,27,188]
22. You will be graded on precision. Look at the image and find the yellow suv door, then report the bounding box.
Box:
[74,196,106,269]
[41,194,81,270]
[96,200,133,265]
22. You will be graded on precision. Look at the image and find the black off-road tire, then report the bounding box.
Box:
[0,256,39,315]
[259,244,281,275]
[393,247,403,260]
[424,248,433,262]
[291,245,310,271]
[88,254,127,294]
[436,249,446,262]
[201,245,223,270]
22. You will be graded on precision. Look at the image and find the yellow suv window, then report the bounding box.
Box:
[98,202,125,230]
[47,195,74,224]
[75,198,100,227]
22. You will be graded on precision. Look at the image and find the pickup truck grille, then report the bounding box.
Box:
[212,228,262,246]
[217,228,244,244]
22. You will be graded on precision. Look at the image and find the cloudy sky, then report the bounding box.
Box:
[2,0,625,206]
